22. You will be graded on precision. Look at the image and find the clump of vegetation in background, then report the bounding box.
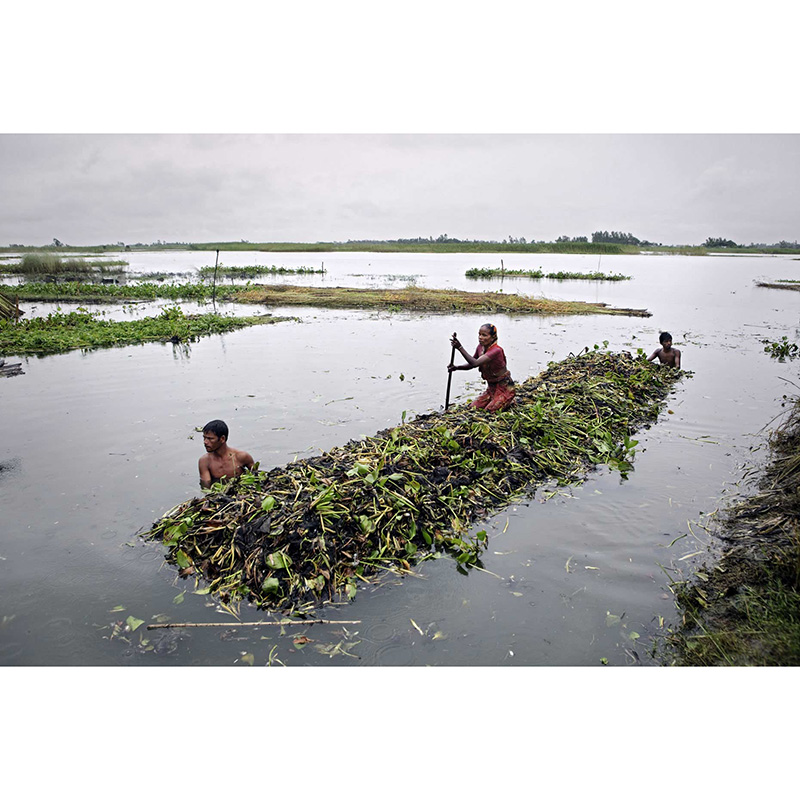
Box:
[198,264,324,279]
[0,306,294,355]
[465,267,631,281]
[2,253,129,276]
[146,351,683,615]
[665,397,800,665]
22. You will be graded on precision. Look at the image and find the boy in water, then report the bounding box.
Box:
[198,419,255,489]
[648,331,681,369]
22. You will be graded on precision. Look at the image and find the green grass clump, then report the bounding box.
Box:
[146,351,683,614]
[0,306,294,355]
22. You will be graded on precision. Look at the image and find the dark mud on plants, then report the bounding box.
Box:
[144,351,685,616]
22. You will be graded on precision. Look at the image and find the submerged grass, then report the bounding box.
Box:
[197,265,324,278]
[146,351,683,615]
[665,397,800,665]
[465,268,631,281]
[0,306,295,355]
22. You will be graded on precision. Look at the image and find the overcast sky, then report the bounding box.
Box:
[1,133,798,248]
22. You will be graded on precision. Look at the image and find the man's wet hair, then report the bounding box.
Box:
[203,419,229,439]
[659,331,672,344]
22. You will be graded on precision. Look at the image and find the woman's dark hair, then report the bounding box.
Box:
[481,323,498,340]
[203,419,229,439]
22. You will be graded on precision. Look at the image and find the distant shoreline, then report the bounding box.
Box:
[3,242,800,257]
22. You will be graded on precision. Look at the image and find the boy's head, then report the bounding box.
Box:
[659,331,673,347]
[202,419,228,452]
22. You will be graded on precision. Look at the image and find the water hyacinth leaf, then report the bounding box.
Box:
[175,550,191,569]
[261,496,276,512]
[261,577,280,594]
[606,612,621,627]
[265,551,292,570]
[173,591,185,605]
[126,616,144,632]
[109,605,126,613]
[240,653,255,666]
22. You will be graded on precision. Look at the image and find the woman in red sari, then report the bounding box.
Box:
[448,324,516,412]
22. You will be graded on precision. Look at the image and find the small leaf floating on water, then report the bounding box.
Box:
[240,652,255,666]
[606,612,621,627]
[109,605,126,613]
[173,591,185,605]
[410,618,425,636]
[126,616,145,632]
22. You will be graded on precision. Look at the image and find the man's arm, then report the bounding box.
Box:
[199,455,213,489]
[647,348,660,362]
[674,349,681,369]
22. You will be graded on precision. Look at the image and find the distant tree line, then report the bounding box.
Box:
[592,231,644,245]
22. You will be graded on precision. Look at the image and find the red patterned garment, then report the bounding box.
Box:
[471,343,515,411]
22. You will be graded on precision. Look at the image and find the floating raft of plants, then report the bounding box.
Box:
[234,285,651,316]
[11,282,649,316]
[465,267,631,281]
[0,306,295,356]
[146,351,683,614]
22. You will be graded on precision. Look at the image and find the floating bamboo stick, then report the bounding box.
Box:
[147,619,361,629]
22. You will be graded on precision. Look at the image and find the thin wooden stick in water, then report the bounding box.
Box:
[445,331,457,410]
[147,619,361,630]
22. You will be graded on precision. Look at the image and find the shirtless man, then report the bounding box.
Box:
[648,331,681,369]
[198,419,255,489]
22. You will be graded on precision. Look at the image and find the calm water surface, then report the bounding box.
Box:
[1,251,798,665]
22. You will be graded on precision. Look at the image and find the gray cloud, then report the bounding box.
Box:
[0,134,798,246]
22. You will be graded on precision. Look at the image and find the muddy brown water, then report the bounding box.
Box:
[1,251,798,665]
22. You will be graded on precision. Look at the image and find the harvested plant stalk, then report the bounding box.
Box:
[146,351,683,614]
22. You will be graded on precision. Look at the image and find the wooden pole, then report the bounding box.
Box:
[211,249,220,306]
[147,619,361,630]
[445,331,457,410]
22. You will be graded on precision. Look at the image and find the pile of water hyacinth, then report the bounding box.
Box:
[146,351,683,614]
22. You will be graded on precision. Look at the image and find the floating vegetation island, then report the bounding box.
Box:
[197,264,324,279]
[146,351,683,615]
[9,283,649,315]
[465,267,631,281]
[0,307,295,356]
[233,285,650,316]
